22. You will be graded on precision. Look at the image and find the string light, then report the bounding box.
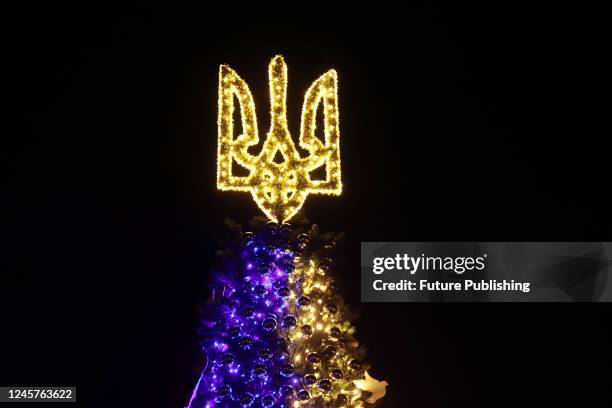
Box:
[187,55,386,407]
[187,223,388,407]
[217,55,342,223]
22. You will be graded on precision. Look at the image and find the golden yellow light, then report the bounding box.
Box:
[216,55,342,223]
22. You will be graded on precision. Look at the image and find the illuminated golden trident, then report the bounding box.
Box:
[216,55,342,223]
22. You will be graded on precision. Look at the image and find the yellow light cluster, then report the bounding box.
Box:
[216,55,342,223]
[281,259,365,406]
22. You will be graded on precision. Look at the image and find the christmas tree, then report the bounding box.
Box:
[186,56,387,407]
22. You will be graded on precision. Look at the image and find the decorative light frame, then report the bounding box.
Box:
[217,55,342,223]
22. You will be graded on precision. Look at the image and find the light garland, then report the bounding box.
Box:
[217,55,342,223]
[187,225,388,408]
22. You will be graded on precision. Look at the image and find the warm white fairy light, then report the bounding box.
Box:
[216,55,342,223]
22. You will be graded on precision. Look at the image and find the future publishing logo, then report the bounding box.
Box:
[371,253,531,293]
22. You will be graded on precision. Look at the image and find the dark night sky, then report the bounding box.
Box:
[2,3,609,408]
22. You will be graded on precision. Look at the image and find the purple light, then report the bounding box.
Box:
[185,369,204,408]
[189,226,299,407]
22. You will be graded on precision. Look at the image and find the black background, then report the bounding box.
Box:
[3,3,609,408]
